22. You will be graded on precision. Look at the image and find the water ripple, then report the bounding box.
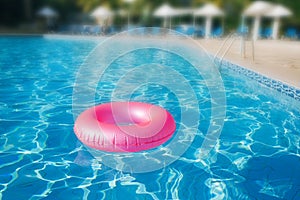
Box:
[0,36,299,199]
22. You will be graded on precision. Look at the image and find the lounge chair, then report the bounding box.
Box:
[174,25,195,36]
[212,27,223,38]
[285,28,298,39]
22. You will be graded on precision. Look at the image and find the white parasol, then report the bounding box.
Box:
[37,6,58,18]
[243,1,274,40]
[37,6,58,27]
[193,3,224,38]
[264,5,292,39]
[154,4,180,28]
[90,6,114,26]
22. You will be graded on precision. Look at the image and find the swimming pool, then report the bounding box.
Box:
[0,33,299,199]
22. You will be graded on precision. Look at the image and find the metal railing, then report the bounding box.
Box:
[213,32,239,65]
[213,33,255,66]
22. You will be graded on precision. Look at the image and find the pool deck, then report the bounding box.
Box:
[198,38,300,89]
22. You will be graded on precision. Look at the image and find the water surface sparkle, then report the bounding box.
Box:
[0,35,299,199]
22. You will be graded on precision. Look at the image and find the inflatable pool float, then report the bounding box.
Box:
[74,102,176,152]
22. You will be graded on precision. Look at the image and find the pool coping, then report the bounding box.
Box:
[215,57,300,101]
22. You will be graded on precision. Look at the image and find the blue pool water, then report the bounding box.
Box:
[0,35,300,199]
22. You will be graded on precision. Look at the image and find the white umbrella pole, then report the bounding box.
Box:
[272,17,280,40]
[253,16,260,41]
[163,17,167,28]
[169,16,172,29]
[205,16,212,39]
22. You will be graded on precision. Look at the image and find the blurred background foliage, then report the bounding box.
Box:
[0,0,299,32]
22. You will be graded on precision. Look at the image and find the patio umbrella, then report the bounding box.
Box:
[243,1,274,40]
[37,6,58,18]
[90,6,114,26]
[264,5,292,39]
[193,3,224,38]
[154,3,178,28]
[37,6,58,27]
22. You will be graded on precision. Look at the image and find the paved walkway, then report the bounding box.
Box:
[198,38,300,89]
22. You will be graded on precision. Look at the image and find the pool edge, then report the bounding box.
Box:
[216,57,300,101]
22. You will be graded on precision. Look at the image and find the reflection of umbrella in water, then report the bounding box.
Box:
[154,3,180,29]
[193,3,224,38]
[264,5,292,39]
[243,1,274,40]
[90,6,114,26]
[37,6,58,27]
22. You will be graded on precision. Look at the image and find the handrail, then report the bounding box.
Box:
[220,35,238,61]
[213,32,237,61]
[212,32,253,66]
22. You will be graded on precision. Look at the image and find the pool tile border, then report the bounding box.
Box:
[216,58,300,101]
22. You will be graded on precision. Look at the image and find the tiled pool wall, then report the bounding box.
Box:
[216,58,300,101]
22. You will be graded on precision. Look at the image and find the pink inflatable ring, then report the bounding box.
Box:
[74,102,176,152]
